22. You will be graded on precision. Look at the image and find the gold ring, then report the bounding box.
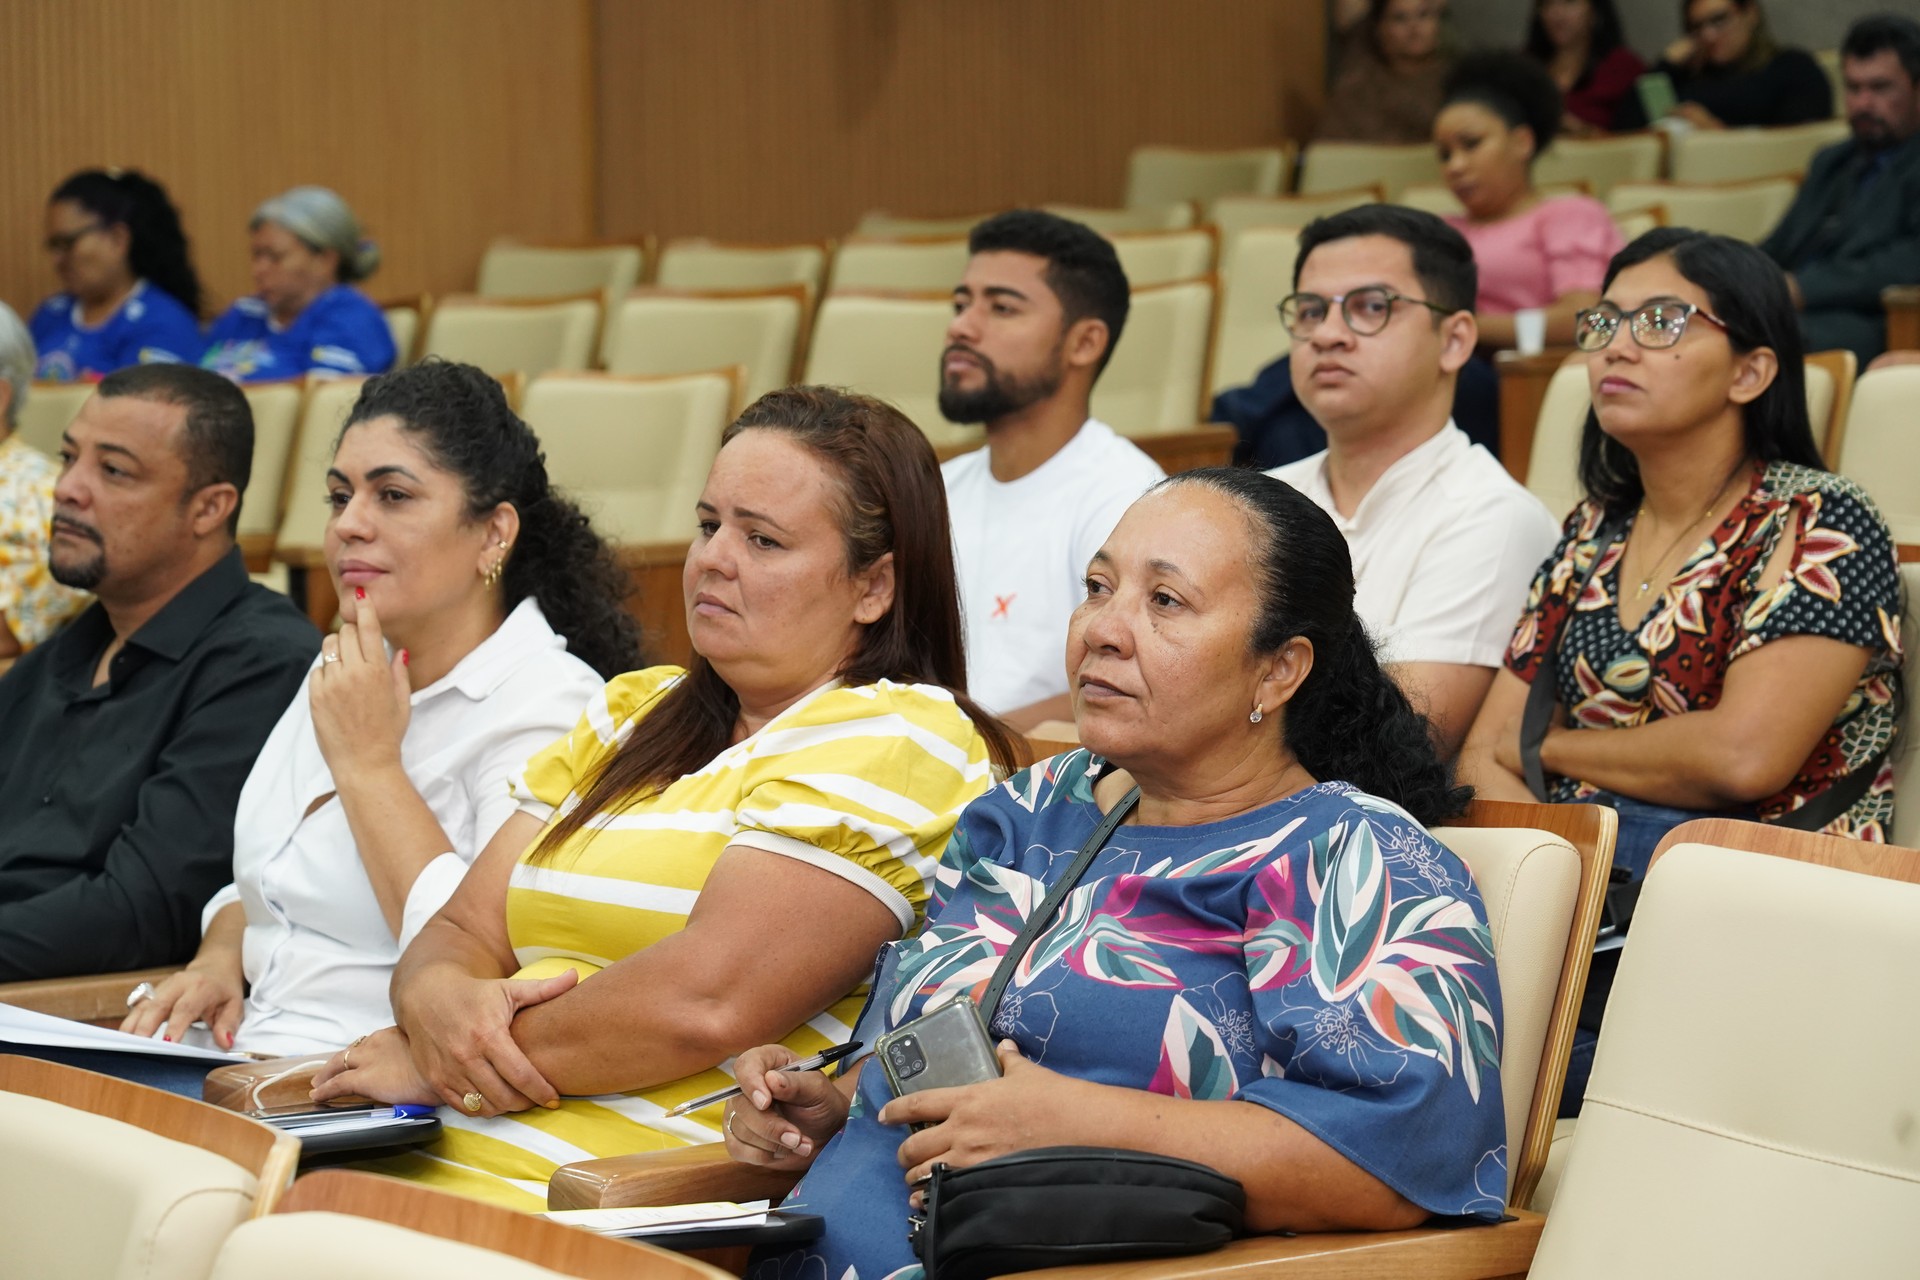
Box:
[725,1111,737,1141]
[342,1047,352,1070]
[463,1091,484,1113]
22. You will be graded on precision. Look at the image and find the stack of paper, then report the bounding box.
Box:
[0,1003,250,1062]
[543,1200,772,1238]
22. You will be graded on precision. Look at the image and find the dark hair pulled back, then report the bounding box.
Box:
[340,359,642,680]
[1162,468,1469,827]
[52,169,204,317]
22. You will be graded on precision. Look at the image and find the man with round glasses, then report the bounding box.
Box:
[1268,205,1558,758]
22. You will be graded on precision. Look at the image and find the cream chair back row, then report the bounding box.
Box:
[603,286,807,404]
[16,379,94,456]
[1607,176,1799,244]
[1208,187,1381,274]
[477,241,648,306]
[1124,144,1293,207]
[654,239,829,295]
[1666,118,1849,184]
[1837,364,1920,548]
[421,294,601,378]
[1210,227,1300,396]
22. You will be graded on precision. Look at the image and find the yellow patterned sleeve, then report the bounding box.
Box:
[509,665,686,820]
[729,680,993,932]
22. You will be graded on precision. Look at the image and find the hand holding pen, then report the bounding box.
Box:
[706,1041,865,1168]
[663,1040,862,1117]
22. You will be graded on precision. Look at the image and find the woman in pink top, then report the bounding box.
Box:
[1434,52,1624,349]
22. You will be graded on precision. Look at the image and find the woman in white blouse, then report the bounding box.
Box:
[121,361,641,1056]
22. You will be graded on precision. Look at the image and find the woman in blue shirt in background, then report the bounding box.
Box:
[29,169,206,381]
[202,187,397,383]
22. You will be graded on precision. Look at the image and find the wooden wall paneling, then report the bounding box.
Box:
[595,0,1326,245]
[0,0,596,324]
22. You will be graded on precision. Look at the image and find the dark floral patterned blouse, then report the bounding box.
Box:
[1507,462,1904,839]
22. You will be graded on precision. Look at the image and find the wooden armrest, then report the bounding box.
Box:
[1027,1211,1544,1278]
[1884,285,1920,353]
[548,1143,802,1210]
[1127,424,1238,475]
[201,1054,371,1115]
[0,966,182,1027]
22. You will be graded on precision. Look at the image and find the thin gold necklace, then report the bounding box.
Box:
[1630,462,1749,598]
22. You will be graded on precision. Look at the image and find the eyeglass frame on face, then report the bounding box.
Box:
[1573,297,1730,352]
[1276,286,1454,340]
[1686,7,1736,37]
[45,223,107,256]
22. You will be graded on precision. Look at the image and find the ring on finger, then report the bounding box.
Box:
[463,1090,485,1113]
[321,651,341,665]
[125,982,157,1009]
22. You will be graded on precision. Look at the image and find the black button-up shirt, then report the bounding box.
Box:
[0,547,319,980]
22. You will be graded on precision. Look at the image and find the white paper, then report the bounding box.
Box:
[268,1113,435,1138]
[0,1002,250,1063]
[544,1200,772,1236]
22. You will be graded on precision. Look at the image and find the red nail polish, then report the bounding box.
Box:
[355,586,365,600]
[401,649,409,665]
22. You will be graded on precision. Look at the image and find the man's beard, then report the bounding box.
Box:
[937,346,1064,425]
[49,519,107,591]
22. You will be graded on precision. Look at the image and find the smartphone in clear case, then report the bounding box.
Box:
[875,994,1001,1099]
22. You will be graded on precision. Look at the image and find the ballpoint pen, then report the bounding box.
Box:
[271,1104,437,1126]
[663,1040,863,1118]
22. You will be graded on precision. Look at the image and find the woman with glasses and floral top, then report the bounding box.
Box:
[1457,228,1903,1113]
[1616,0,1831,130]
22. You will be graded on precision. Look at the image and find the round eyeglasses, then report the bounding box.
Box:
[1277,287,1452,340]
[1573,299,1730,352]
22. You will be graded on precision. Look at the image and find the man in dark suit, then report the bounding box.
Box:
[1760,14,1920,364]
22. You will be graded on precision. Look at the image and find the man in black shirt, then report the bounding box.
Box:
[0,365,319,981]
[1760,14,1920,364]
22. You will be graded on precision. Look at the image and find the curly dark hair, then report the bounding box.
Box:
[1160,467,1470,826]
[339,360,643,679]
[51,169,204,317]
[1443,49,1566,160]
[968,210,1132,377]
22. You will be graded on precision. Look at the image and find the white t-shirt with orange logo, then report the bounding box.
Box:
[942,419,1165,714]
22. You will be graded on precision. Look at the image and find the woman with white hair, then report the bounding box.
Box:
[0,303,89,664]
[201,187,397,383]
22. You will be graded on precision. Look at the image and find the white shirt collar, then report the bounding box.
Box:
[414,596,567,704]
[1309,421,1469,533]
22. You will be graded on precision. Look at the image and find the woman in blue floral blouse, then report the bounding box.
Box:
[722,468,1508,1280]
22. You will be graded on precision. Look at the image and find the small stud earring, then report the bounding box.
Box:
[1249,704,1264,725]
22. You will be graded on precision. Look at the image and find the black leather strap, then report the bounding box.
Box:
[979,786,1140,1021]
[1522,517,1627,802]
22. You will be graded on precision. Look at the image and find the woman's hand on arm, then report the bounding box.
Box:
[721,1045,864,1169]
[1455,668,1540,803]
[118,900,248,1047]
[883,1043,1424,1233]
[310,592,456,936]
[310,1025,441,1107]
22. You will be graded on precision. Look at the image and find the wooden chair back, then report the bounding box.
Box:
[1650,819,1920,885]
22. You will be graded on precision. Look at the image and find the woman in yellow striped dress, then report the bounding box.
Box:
[310,386,1015,1206]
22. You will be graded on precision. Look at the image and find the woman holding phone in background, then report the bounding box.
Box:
[1616,0,1830,130]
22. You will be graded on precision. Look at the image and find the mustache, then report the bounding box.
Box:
[51,515,103,545]
[942,344,997,377]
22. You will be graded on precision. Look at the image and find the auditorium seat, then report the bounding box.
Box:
[420,294,601,378]
[1210,226,1299,396]
[1297,141,1437,199]
[236,380,306,571]
[826,236,970,293]
[1667,120,1849,185]
[854,210,994,238]
[1090,277,1215,434]
[1106,227,1217,287]
[1896,557,1920,850]
[379,295,426,368]
[1208,187,1381,274]
[206,1169,727,1280]
[1123,144,1292,208]
[1041,201,1198,233]
[519,369,741,544]
[1531,131,1665,197]
[1528,828,1920,1278]
[653,238,829,297]
[0,1054,298,1280]
[602,286,806,404]
[1607,177,1799,244]
[801,291,961,446]
[476,241,649,306]
[1837,363,1920,545]
[1803,348,1857,467]
[16,380,92,456]
[1612,207,1664,242]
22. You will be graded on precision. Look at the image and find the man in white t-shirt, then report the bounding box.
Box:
[939,211,1165,730]
[1269,205,1560,757]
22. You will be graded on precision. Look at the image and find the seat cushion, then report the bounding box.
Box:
[209,1214,577,1280]
[0,1089,258,1280]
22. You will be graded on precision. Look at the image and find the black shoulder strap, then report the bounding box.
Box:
[979,786,1140,1021]
[1522,517,1628,802]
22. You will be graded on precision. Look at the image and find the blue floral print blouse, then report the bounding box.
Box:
[751,751,1507,1280]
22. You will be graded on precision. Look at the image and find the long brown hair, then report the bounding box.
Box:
[532,386,1016,861]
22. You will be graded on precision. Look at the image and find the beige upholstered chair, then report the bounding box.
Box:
[1668,119,1849,184]
[801,291,963,447]
[476,241,648,305]
[603,287,807,403]
[378,294,428,368]
[1608,177,1799,243]
[1896,560,1920,849]
[653,239,830,297]
[519,369,741,545]
[236,380,307,568]
[421,294,601,378]
[1297,142,1438,199]
[826,236,971,293]
[1123,145,1292,208]
[1532,131,1666,197]
[1090,277,1215,434]
[1528,833,1920,1278]
[273,378,366,563]
[854,210,995,238]
[1208,188,1382,273]
[0,1055,298,1280]
[1803,348,1857,467]
[1107,227,1217,287]
[16,380,93,456]
[1838,364,1920,545]
[1041,201,1198,233]
[548,799,1615,1279]
[1612,206,1665,242]
[207,1170,728,1280]
[1210,226,1299,395]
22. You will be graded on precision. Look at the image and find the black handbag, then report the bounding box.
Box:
[908,787,1248,1279]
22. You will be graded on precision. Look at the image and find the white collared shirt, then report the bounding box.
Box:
[204,598,604,1056]
[943,418,1164,713]
[1270,423,1561,668]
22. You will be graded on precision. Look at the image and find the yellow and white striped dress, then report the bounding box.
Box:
[366,666,991,1207]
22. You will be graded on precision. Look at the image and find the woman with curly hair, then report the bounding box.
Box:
[121,360,638,1064]
[29,168,206,380]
